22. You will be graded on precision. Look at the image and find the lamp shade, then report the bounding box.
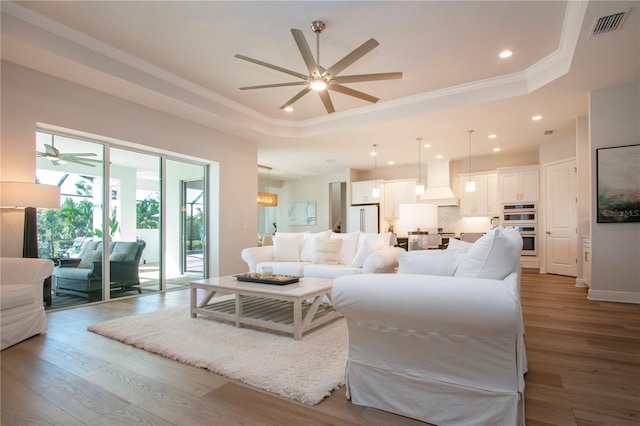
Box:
[398,203,438,230]
[0,182,60,209]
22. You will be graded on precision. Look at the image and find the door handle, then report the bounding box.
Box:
[546,231,551,235]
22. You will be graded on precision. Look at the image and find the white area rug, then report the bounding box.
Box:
[88,306,347,405]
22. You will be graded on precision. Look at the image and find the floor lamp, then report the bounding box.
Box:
[398,203,438,251]
[1,181,61,258]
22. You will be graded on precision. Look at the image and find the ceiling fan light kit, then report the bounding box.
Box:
[235,20,402,114]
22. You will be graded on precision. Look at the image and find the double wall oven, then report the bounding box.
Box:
[502,204,537,256]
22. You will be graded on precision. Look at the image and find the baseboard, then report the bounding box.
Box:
[575,278,588,288]
[588,289,640,304]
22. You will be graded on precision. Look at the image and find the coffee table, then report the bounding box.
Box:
[190,275,341,340]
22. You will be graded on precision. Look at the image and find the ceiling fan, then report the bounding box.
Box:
[36,136,101,167]
[235,20,402,114]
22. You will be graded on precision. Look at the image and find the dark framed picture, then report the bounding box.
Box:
[596,144,640,223]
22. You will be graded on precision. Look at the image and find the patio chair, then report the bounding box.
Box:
[54,239,146,302]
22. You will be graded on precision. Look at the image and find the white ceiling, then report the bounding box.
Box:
[2,1,639,181]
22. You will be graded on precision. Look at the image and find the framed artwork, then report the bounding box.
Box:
[596,144,640,223]
[287,201,317,225]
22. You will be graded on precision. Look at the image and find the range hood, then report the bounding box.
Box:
[419,161,459,206]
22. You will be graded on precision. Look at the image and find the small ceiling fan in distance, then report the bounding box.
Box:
[235,20,402,114]
[36,136,101,167]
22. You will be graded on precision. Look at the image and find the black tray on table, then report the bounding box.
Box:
[235,273,300,285]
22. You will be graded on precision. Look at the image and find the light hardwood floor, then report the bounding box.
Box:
[1,272,638,425]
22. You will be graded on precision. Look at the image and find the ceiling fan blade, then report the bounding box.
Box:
[318,91,335,114]
[333,72,403,84]
[60,152,98,157]
[322,38,379,78]
[235,54,308,80]
[64,158,98,167]
[240,82,308,90]
[328,84,379,103]
[291,29,321,77]
[61,155,101,163]
[279,87,312,110]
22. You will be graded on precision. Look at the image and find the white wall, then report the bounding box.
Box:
[0,61,257,276]
[275,171,348,233]
[589,80,640,303]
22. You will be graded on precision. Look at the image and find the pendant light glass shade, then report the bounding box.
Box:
[465,130,476,193]
[371,144,380,198]
[415,137,425,195]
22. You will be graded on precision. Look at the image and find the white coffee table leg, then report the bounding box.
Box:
[293,298,303,340]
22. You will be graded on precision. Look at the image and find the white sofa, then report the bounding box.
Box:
[332,227,527,425]
[0,257,54,350]
[241,230,404,279]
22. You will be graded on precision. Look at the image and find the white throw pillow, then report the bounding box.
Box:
[352,239,386,267]
[447,238,473,252]
[79,249,102,268]
[357,232,392,249]
[313,238,342,264]
[330,232,361,265]
[299,230,332,262]
[397,249,464,276]
[454,227,523,280]
[273,236,302,262]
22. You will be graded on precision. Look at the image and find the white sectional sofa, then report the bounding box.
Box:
[241,230,404,279]
[0,257,54,350]
[332,227,527,425]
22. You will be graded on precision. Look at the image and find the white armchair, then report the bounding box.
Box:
[0,258,54,350]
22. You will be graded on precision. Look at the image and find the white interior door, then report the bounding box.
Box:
[545,159,577,276]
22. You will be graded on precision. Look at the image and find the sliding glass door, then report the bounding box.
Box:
[166,160,207,288]
[37,130,210,309]
[109,147,161,296]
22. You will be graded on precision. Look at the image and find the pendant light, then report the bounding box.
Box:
[465,130,476,193]
[415,137,425,195]
[371,144,380,198]
[257,165,278,206]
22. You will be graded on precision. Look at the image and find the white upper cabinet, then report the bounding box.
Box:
[351,180,384,205]
[497,166,539,203]
[459,172,500,217]
[459,173,487,216]
[384,179,416,219]
[487,173,500,216]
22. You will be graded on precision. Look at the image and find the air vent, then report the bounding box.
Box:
[544,130,554,135]
[592,10,629,35]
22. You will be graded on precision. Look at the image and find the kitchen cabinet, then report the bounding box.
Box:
[459,172,499,217]
[383,179,416,219]
[487,173,500,216]
[351,180,384,205]
[459,173,488,216]
[582,237,591,288]
[497,166,539,203]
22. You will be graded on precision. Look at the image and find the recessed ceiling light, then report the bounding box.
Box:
[284,106,294,112]
[493,147,501,152]
[388,160,395,165]
[532,115,543,121]
[499,50,513,59]
[436,155,443,159]
[488,134,497,139]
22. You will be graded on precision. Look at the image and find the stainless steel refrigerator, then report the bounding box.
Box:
[347,204,380,233]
